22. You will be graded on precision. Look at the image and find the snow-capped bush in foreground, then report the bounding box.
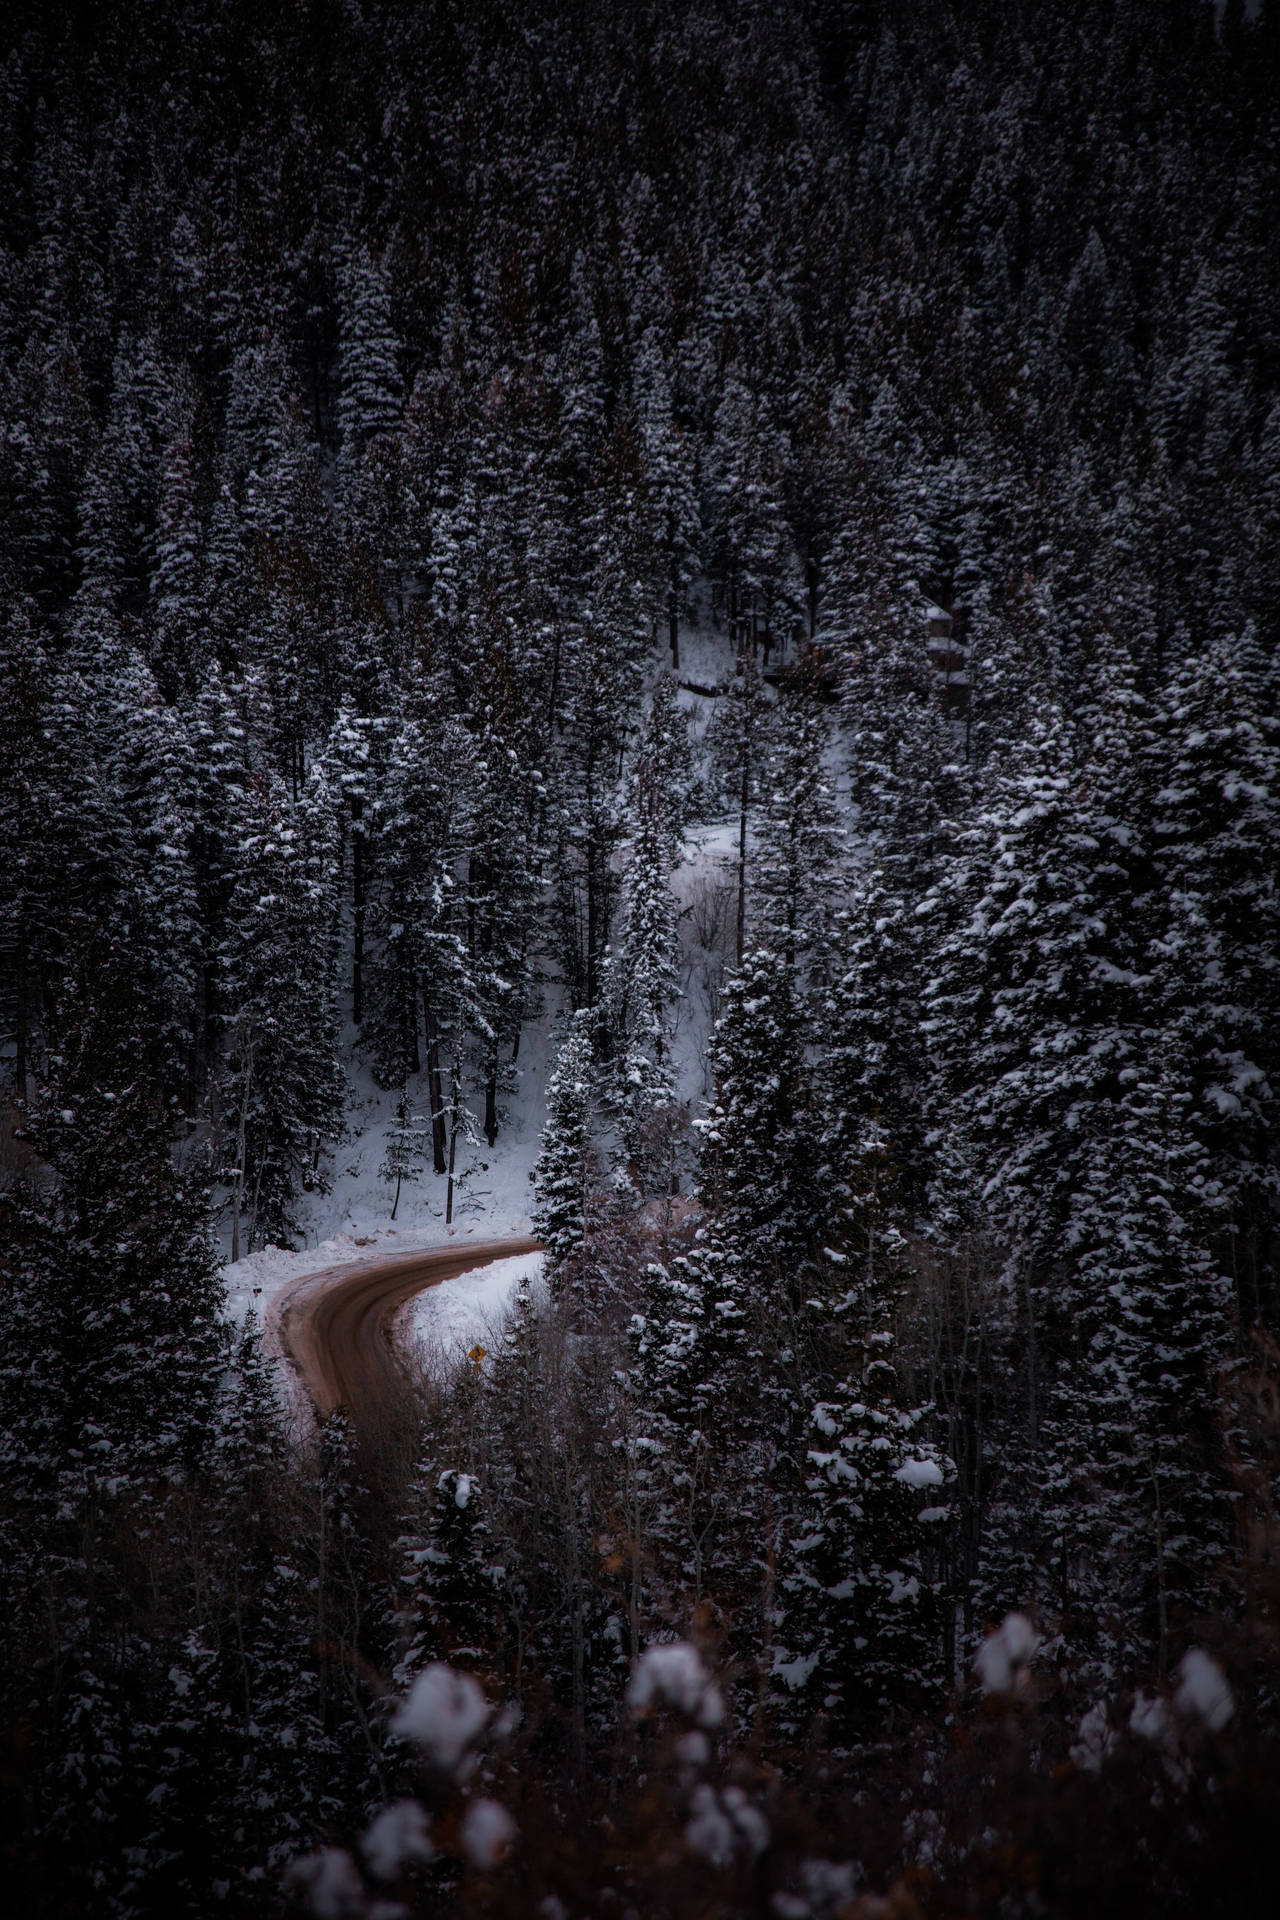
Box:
[628,1641,725,1728]
[974,1612,1039,1694]
[285,1846,365,1919]
[1175,1649,1234,1732]
[360,1800,434,1881]
[685,1783,769,1868]
[1070,1700,1116,1773]
[460,1797,518,1871]
[389,1663,491,1777]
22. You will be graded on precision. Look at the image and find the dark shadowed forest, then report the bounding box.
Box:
[1,2,1279,1914]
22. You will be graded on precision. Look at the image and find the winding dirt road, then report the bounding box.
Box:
[278,1236,542,1424]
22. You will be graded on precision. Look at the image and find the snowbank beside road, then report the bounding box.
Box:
[408,1250,545,1367]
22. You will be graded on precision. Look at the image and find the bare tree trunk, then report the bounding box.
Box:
[14,911,27,1101]
[736,766,748,966]
[248,1136,266,1256]
[445,1057,460,1225]
[585,819,605,1011]
[484,1044,498,1148]
[406,980,421,1077]
[351,799,366,1027]
[230,1038,254,1265]
[423,987,447,1174]
[1151,1452,1168,1684]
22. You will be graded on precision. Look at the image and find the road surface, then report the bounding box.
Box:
[278,1236,542,1424]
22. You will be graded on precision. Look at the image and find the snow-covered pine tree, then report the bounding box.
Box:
[635,670,693,860]
[74,621,201,1100]
[465,696,545,1148]
[705,654,772,964]
[149,393,207,699]
[617,764,683,1188]
[1150,628,1280,1329]
[780,1114,953,1744]
[818,869,931,1220]
[697,948,818,1259]
[0,602,124,1102]
[704,370,803,660]
[921,643,1235,1669]
[750,678,845,986]
[321,705,388,1032]
[533,1014,597,1278]
[633,327,701,667]
[220,765,345,1255]
[365,712,478,1175]
[549,580,644,1015]
[395,1465,503,1681]
[74,326,179,610]
[188,664,248,1075]
[630,951,820,1660]
[336,244,402,461]
[823,477,967,893]
[2,323,93,606]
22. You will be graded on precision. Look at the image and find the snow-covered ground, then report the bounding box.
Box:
[218,934,558,1389]
[219,955,558,1362]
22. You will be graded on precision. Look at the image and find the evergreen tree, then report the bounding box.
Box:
[617,765,683,1185]
[750,682,845,982]
[922,650,1236,1664]
[1150,629,1280,1328]
[220,767,346,1255]
[782,1120,952,1742]
[631,952,819,1658]
[633,328,701,667]
[337,244,402,464]
[705,655,772,964]
[533,1015,597,1276]
[395,1465,503,1680]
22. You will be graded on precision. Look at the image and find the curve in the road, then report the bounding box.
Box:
[278,1236,543,1424]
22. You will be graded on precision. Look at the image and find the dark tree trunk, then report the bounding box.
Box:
[484,1044,499,1147]
[406,981,421,1077]
[13,912,27,1100]
[737,766,748,965]
[445,1059,460,1225]
[351,798,366,1028]
[423,986,447,1174]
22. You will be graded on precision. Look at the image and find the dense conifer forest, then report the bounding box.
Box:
[2,1,1278,1913]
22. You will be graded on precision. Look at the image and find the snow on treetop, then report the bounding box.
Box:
[894,1457,945,1488]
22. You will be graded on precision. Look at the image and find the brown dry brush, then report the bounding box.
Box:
[335,1266,1280,1920]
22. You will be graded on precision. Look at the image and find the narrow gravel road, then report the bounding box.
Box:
[278,1237,542,1424]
